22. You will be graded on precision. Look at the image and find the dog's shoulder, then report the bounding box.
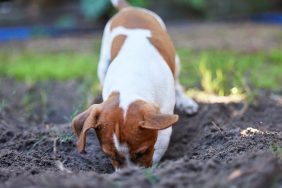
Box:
[108,8,176,74]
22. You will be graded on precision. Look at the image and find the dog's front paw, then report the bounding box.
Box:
[176,96,199,115]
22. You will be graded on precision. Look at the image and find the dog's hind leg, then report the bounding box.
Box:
[98,22,112,86]
[174,55,199,114]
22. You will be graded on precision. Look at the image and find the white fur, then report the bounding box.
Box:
[98,22,111,85]
[98,9,198,165]
[102,26,175,114]
[153,127,172,164]
[113,133,132,169]
[113,133,129,155]
[111,0,119,7]
[101,26,175,163]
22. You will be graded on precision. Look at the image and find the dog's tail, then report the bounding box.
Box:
[111,0,130,10]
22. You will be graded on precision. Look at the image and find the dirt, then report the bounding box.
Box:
[1,23,282,53]
[0,78,281,188]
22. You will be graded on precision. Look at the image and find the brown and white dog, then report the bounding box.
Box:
[72,0,198,170]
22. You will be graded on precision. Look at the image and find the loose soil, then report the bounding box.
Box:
[0,78,281,188]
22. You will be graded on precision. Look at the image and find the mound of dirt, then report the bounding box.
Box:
[0,79,281,188]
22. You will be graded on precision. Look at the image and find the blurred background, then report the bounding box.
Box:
[0,0,282,40]
[1,2,282,186]
[0,0,282,124]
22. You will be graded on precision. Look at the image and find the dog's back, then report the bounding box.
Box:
[101,1,177,114]
[110,7,176,74]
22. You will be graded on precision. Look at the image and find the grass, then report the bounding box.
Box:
[143,168,159,185]
[59,133,75,143]
[270,143,282,160]
[0,49,281,96]
[0,51,99,83]
[0,99,7,112]
[178,49,282,95]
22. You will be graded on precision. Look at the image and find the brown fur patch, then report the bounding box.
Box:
[121,100,158,167]
[111,35,127,62]
[110,8,176,74]
[73,92,156,168]
[95,95,158,168]
[72,92,177,168]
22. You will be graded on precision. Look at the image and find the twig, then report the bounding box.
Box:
[228,168,256,180]
[230,102,249,118]
[53,137,58,159]
[211,121,228,139]
[52,137,72,173]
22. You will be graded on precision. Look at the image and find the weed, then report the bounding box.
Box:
[0,99,7,112]
[270,143,282,160]
[179,49,282,96]
[198,56,226,95]
[143,168,159,185]
[39,89,48,121]
[59,134,75,143]
[112,181,122,188]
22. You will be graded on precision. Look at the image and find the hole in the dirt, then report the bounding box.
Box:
[162,109,204,161]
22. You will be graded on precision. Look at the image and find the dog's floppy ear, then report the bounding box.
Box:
[139,103,179,130]
[71,104,102,153]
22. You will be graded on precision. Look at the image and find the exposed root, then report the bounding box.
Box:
[55,160,72,173]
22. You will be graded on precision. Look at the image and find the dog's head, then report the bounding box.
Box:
[72,92,178,169]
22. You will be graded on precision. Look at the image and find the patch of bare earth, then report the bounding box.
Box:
[0,79,281,188]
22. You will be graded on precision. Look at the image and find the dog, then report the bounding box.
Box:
[72,0,198,170]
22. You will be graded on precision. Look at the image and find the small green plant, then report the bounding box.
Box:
[270,143,282,160]
[21,93,35,117]
[60,134,75,143]
[198,56,226,96]
[143,168,159,185]
[112,181,122,188]
[39,89,48,120]
[0,99,7,112]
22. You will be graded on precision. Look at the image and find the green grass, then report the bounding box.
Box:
[0,49,281,96]
[178,49,282,95]
[0,51,99,83]
[270,143,282,160]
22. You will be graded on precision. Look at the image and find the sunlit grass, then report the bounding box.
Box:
[0,49,281,97]
[0,51,99,83]
[178,49,282,96]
